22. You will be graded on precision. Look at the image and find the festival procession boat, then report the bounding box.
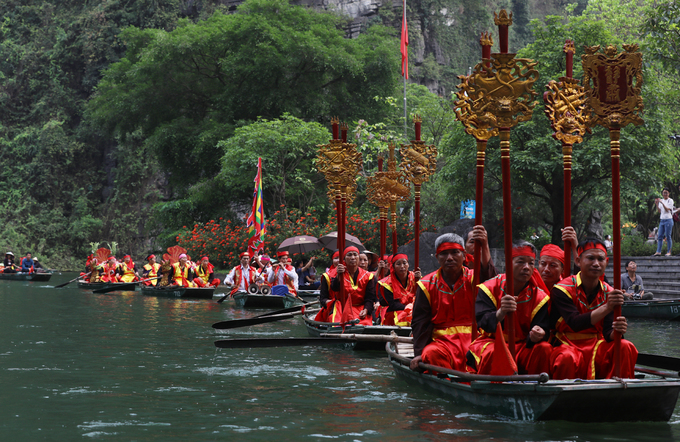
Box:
[622,298,680,321]
[386,340,680,422]
[0,271,52,282]
[302,311,411,351]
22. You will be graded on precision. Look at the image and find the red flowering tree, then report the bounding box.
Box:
[176,206,436,269]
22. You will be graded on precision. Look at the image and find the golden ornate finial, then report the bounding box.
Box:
[544,78,590,145]
[563,39,575,55]
[412,115,422,124]
[494,9,513,26]
[330,116,339,125]
[604,45,618,58]
[480,31,493,47]
[340,122,348,131]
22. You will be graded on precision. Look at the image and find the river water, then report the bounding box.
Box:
[1,273,679,441]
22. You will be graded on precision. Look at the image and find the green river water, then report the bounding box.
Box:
[1,273,679,441]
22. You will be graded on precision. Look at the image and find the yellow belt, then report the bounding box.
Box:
[432,325,472,339]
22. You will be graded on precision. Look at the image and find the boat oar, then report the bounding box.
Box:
[55,273,89,288]
[216,287,234,304]
[636,353,680,372]
[212,308,321,330]
[214,337,350,348]
[254,300,320,318]
[92,276,161,294]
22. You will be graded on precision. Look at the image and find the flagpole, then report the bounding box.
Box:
[401,0,408,139]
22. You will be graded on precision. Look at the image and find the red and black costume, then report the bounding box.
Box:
[550,272,638,379]
[412,241,494,372]
[466,271,552,375]
[377,254,417,326]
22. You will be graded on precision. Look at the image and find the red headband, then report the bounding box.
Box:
[239,252,250,258]
[123,254,131,259]
[511,246,535,259]
[540,244,565,266]
[344,246,360,257]
[201,256,209,261]
[277,251,289,258]
[146,254,155,261]
[391,253,408,264]
[435,242,465,256]
[332,251,339,259]
[577,242,607,256]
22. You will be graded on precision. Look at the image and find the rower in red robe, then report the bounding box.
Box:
[267,251,298,296]
[538,226,578,291]
[194,256,220,287]
[171,253,196,287]
[410,233,493,373]
[316,246,376,325]
[142,255,161,286]
[550,238,638,379]
[100,256,120,283]
[224,252,256,295]
[117,255,139,283]
[467,241,552,375]
[377,254,421,326]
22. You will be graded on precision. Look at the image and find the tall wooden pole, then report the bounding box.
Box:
[378,157,386,265]
[610,126,622,377]
[562,41,575,277]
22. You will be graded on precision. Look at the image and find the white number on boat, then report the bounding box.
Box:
[172,291,182,297]
[508,397,534,421]
[671,305,679,314]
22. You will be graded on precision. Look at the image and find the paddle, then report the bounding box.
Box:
[254,300,320,318]
[216,287,234,304]
[214,337,350,348]
[92,276,161,294]
[636,353,680,372]
[212,308,321,330]
[55,274,86,288]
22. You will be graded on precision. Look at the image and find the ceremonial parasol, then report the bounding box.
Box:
[318,232,364,251]
[277,235,322,255]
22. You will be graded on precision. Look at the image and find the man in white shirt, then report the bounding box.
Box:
[224,252,256,295]
[267,251,299,296]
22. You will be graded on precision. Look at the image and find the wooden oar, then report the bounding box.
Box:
[636,353,680,372]
[55,272,89,288]
[92,276,161,294]
[214,337,350,348]
[254,300,320,318]
[216,287,234,304]
[211,308,321,330]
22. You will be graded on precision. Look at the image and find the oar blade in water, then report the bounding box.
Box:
[214,337,347,348]
[637,353,680,372]
[254,300,320,318]
[212,312,296,329]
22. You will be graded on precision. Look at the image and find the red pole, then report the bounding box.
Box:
[500,127,515,357]
[378,157,386,274]
[472,139,487,341]
[562,40,575,277]
[414,118,421,270]
[335,188,345,305]
[332,119,339,140]
[610,128,622,377]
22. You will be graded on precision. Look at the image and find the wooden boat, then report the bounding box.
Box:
[140,285,215,299]
[387,341,680,422]
[303,311,411,351]
[622,298,680,321]
[0,271,52,282]
[297,289,320,300]
[232,291,302,309]
[77,281,136,291]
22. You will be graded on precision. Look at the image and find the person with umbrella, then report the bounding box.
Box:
[316,246,376,325]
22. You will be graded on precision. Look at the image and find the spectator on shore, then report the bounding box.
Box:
[653,188,674,256]
[621,260,653,300]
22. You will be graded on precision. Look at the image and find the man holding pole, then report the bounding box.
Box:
[410,233,490,372]
[549,238,637,380]
[467,241,552,375]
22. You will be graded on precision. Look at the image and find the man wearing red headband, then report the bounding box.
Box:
[410,233,492,372]
[467,241,552,375]
[193,256,220,287]
[538,226,578,291]
[101,256,120,283]
[142,255,161,286]
[463,225,497,276]
[376,254,421,326]
[267,251,299,296]
[224,252,255,295]
[117,255,139,283]
[549,238,637,379]
[171,253,197,287]
[317,246,376,325]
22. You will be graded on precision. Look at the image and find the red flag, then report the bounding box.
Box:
[246,158,266,254]
[490,322,518,376]
[400,0,408,79]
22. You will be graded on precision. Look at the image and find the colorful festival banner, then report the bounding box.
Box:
[246,157,266,254]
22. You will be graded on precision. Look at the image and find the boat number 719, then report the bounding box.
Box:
[508,397,535,420]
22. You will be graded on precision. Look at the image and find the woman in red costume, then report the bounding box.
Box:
[316,247,376,325]
[193,256,220,287]
[377,254,421,326]
[100,256,120,283]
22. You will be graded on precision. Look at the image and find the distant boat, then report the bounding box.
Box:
[622,298,680,321]
[232,291,302,309]
[0,271,52,282]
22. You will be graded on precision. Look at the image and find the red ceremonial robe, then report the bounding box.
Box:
[270,264,297,296]
[377,271,417,326]
[550,272,638,380]
[194,263,220,287]
[467,273,552,375]
[411,267,477,372]
[316,268,376,325]
[101,262,119,283]
[171,262,196,287]
[229,266,256,295]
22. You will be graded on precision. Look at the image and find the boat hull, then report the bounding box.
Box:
[388,343,680,422]
[232,292,301,308]
[0,272,52,282]
[140,285,214,299]
[77,281,136,291]
[622,299,680,320]
[303,313,411,350]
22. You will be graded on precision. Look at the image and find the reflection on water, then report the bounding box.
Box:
[0,274,679,440]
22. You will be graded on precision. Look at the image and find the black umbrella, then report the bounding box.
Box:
[277,235,322,255]
[318,231,364,251]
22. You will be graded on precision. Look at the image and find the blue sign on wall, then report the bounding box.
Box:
[460,200,475,219]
